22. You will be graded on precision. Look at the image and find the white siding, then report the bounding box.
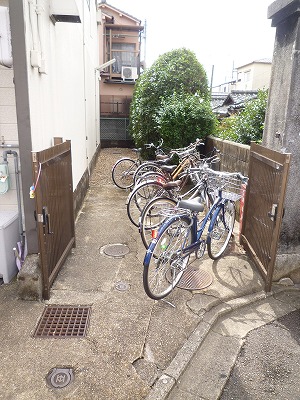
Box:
[0,0,99,211]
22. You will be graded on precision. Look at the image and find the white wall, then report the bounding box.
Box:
[0,65,19,211]
[0,0,19,211]
[0,0,99,212]
[24,0,99,187]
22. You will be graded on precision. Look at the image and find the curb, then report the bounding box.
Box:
[145,286,298,400]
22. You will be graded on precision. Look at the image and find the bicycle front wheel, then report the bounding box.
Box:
[139,196,177,249]
[143,216,192,300]
[133,162,164,186]
[111,158,138,189]
[207,200,235,260]
[126,181,170,227]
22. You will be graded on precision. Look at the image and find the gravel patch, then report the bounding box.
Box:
[90,147,135,186]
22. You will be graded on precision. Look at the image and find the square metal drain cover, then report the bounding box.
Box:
[34,305,91,338]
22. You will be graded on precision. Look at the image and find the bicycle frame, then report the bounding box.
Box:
[144,191,226,266]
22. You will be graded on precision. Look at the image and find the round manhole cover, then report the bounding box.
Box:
[103,244,129,257]
[47,368,74,389]
[167,267,213,290]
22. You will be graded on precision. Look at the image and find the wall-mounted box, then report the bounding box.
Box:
[50,0,81,23]
[0,211,19,283]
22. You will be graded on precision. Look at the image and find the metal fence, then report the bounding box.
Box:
[100,117,131,141]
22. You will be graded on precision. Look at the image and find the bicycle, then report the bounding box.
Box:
[133,139,204,187]
[126,149,203,227]
[111,140,166,190]
[138,162,218,249]
[142,168,248,300]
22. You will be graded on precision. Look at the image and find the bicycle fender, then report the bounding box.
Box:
[206,204,223,244]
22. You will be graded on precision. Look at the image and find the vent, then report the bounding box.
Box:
[121,66,138,81]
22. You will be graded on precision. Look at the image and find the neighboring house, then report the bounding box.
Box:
[97,0,144,145]
[211,90,258,118]
[0,0,99,282]
[213,59,272,93]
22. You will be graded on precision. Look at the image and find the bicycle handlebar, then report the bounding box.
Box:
[144,138,164,150]
[188,166,248,183]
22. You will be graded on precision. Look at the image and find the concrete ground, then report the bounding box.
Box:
[0,147,299,400]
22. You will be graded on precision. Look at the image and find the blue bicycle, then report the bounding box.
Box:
[143,168,247,300]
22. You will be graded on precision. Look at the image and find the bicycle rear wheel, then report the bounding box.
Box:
[126,181,170,227]
[207,200,235,260]
[143,216,192,300]
[139,196,177,249]
[135,171,168,186]
[111,158,138,189]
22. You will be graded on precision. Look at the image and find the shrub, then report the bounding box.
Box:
[215,89,268,145]
[129,48,215,154]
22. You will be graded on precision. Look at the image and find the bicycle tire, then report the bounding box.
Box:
[139,196,177,249]
[126,180,170,227]
[143,215,192,300]
[207,200,235,260]
[111,158,138,189]
[136,171,168,186]
[133,162,164,186]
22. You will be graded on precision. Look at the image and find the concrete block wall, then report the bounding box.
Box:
[205,136,250,176]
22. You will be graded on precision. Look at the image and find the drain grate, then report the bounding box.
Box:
[176,267,213,290]
[34,305,91,338]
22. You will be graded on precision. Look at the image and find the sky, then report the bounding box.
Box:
[105,0,276,87]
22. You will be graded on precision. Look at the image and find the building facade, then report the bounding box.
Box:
[97,1,144,145]
[213,59,272,93]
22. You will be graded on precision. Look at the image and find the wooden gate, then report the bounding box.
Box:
[32,141,75,299]
[241,143,290,292]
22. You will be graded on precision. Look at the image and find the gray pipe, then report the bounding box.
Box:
[2,150,24,250]
[0,144,19,148]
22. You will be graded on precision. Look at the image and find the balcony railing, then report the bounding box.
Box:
[100,95,132,116]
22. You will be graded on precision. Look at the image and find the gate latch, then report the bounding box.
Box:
[42,206,53,234]
[268,203,278,222]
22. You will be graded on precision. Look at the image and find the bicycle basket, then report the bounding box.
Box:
[207,172,247,201]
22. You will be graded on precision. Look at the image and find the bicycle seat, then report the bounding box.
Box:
[178,197,204,212]
[156,154,169,160]
[163,179,182,190]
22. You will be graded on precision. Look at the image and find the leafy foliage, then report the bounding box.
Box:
[130,48,216,153]
[156,93,217,149]
[215,89,268,145]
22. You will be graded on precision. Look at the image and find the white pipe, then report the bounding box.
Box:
[28,0,41,67]
[36,0,46,73]
[28,0,38,51]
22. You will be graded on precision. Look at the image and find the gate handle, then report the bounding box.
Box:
[268,203,278,222]
[42,206,53,234]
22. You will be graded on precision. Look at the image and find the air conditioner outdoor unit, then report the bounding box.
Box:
[121,66,138,81]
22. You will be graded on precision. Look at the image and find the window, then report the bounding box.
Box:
[244,70,251,82]
[111,43,137,74]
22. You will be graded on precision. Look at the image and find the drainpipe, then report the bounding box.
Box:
[2,150,24,255]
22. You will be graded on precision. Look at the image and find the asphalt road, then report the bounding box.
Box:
[220,309,300,400]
